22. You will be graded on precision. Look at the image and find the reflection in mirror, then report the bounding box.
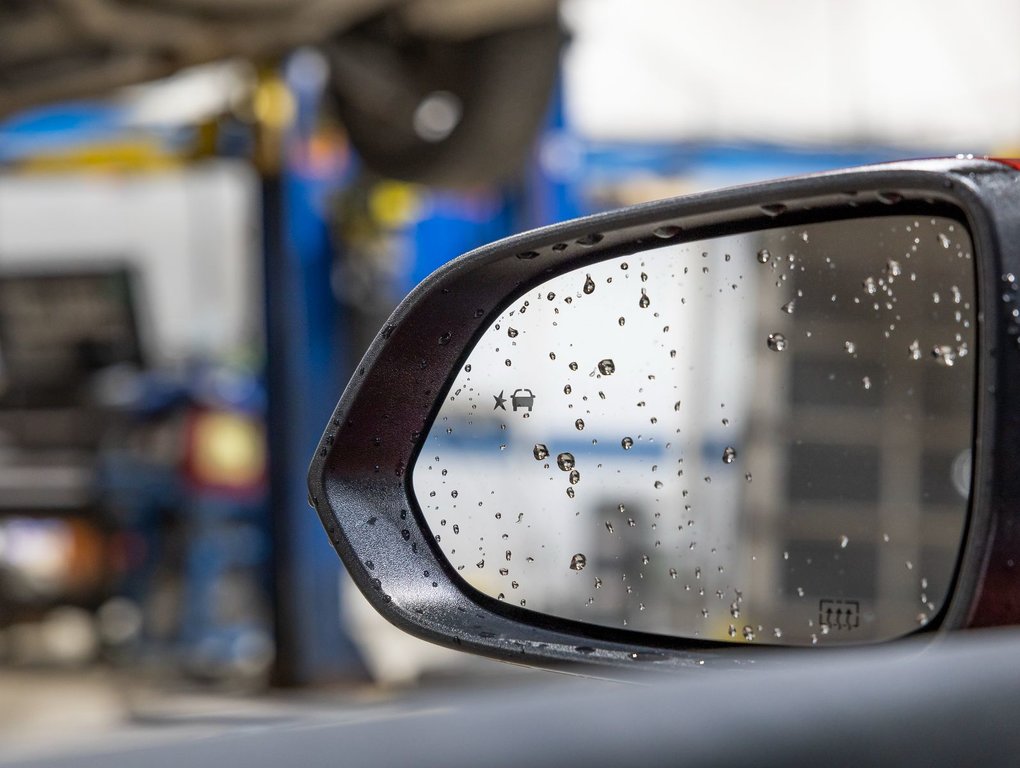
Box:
[412,216,975,645]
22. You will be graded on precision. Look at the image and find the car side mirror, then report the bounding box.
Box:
[308,158,1020,669]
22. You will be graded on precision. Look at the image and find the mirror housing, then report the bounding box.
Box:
[309,158,1020,669]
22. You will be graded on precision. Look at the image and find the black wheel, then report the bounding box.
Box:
[325,14,564,187]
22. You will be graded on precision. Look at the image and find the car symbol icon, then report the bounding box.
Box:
[511,388,535,412]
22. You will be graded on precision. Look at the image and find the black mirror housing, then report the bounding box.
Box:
[308,158,1020,669]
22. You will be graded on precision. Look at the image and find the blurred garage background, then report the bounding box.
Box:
[0,0,1018,758]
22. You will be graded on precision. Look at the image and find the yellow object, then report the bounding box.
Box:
[190,411,267,489]
[17,139,180,174]
[369,181,425,229]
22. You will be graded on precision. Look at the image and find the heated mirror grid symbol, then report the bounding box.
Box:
[412,216,976,646]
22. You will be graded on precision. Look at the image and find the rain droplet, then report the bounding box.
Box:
[569,553,587,571]
[862,376,872,390]
[767,333,787,351]
[885,259,902,277]
[533,443,549,460]
[569,361,579,371]
[653,225,681,239]
[621,437,634,450]
[563,384,572,395]
[938,232,951,248]
[639,289,651,309]
[844,340,856,355]
[605,521,615,533]
[909,339,921,360]
[840,534,849,548]
[781,300,795,314]
[742,626,756,642]
[757,249,771,264]
[583,275,596,294]
[722,446,737,464]
[598,359,616,375]
[575,419,585,431]
[863,277,878,295]
[932,345,957,367]
[566,487,575,498]
[556,452,576,471]
[507,327,519,338]
[569,469,580,485]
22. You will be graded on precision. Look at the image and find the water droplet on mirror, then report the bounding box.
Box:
[569,553,587,571]
[862,376,872,390]
[476,560,485,568]
[566,487,575,498]
[556,452,576,471]
[767,333,787,351]
[743,626,756,641]
[844,340,856,355]
[582,275,596,295]
[885,259,902,277]
[575,419,585,431]
[605,521,614,533]
[932,344,957,366]
[507,327,519,338]
[722,446,737,464]
[863,276,878,295]
[909,339,921,360]
[533,443,549,460]
[840,534,849,548]
[598,359,616,375]
[569,361,579,371]
[757,248,771,264]
[569,469,580,485]
[781,299,795,314]
[639,289,651,309]
[621,437,634,450]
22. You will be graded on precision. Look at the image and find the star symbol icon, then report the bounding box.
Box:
[493,390,507,410]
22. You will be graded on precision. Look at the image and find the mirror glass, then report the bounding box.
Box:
[411,215,976,645]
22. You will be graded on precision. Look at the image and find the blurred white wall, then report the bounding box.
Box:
[564,0,1020,149]
[0,160,261,363]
